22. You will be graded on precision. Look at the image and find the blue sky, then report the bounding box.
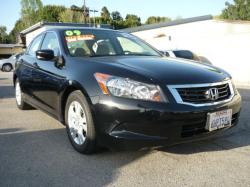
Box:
[1,0,232,33]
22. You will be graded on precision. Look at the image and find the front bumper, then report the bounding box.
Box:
[92,93,241,150]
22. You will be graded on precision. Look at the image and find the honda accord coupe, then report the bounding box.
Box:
[14,28,241,154]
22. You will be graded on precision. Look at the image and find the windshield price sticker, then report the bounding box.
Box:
[65,30,82,36]
[65,34,95,42]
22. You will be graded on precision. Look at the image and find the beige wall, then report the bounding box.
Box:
[0,47,23,55]
[132,20,250,87]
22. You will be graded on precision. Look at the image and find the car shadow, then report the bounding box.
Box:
[0,112,250,187]
[158,127,250,155]
[0,86,14,99]
[0,128,150,186]
[0,128,25,133]
[0,70,249,186]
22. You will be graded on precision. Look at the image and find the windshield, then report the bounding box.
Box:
[63,29,161,57]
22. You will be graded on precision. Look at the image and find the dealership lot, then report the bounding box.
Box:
[0,72,250,187]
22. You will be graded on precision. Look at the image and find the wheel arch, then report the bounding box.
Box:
[2,63,13,71]
[59,81,94,125]
[13,73,17,86]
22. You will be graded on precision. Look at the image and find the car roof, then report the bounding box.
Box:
[46,27,115,33]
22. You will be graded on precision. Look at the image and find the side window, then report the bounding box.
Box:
[41,32,60,56]
[27,35,44,57]
[92,39,116,56]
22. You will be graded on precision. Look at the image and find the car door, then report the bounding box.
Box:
[19,34,44,100]
[31,31,67,116]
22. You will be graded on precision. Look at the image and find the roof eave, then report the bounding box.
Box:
[121,15,213,33]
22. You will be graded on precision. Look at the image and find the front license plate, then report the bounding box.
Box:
[206,109,232,132]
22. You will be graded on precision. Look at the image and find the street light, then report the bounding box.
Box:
[89,9,99,27]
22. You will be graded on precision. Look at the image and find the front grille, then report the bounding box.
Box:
[168,80,234,106]
[177,83,231,104]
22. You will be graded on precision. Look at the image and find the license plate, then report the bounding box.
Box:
[206,109,232,132]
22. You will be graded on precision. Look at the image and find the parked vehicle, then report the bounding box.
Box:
[0,53,22,72]
[162,50,212,64]
[14,28,241,154]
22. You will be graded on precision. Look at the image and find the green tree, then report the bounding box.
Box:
[59,9,85,23]
[40,5,66,22]
[124,14,141,27]
[146,16,171,24]
[21,0,43,27]
[0,26,9,43]
[9,19,27,43]
[221,0,250,20]
[71,5,89,23]
[111,11,125,29]
[111,11,123,21]
[8,0,43,43]
[101,6,111,23]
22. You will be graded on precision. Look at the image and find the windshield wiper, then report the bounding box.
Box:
[89,53,159,57]
[123,53,159,57]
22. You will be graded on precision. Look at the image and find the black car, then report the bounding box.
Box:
[14,28,241,154]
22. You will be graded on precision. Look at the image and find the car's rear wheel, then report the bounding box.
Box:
[65,91,96,154]
[2,63,12,72]
[15,79,32,110]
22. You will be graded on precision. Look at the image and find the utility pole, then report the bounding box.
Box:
[89,9,98,27]
[83,0,87,23]
[71,0,98,26]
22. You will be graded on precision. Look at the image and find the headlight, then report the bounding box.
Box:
[94,73,166,102]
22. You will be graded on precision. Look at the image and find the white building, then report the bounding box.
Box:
[19,21,110,47]
[123,15,250,87]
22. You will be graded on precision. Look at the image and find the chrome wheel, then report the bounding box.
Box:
[15,81,22,106]
[68,101,87,145]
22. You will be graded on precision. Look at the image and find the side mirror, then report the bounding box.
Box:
[36,50,55,61]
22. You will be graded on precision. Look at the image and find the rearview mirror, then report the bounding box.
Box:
[36,50,55,61]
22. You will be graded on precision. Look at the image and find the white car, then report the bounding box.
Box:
[0,53,22,72]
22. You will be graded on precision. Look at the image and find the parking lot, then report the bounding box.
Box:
[0,71,250,187]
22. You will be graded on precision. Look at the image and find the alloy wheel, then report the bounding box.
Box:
[68,101,87,145]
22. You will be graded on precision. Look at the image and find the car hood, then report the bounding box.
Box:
[89,56,231,85]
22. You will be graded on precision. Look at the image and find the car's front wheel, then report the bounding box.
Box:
[2,63,13,72]
[65,91,97,154]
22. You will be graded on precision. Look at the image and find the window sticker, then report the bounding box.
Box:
[65,34,95,42]
[65,30,82,36]
[78,34,95,40]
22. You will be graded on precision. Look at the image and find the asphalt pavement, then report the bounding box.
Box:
[0,71,250,187]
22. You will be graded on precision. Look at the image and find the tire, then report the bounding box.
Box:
[65,90,96,154]
[15,79,32,110]
[2,63,12,72]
